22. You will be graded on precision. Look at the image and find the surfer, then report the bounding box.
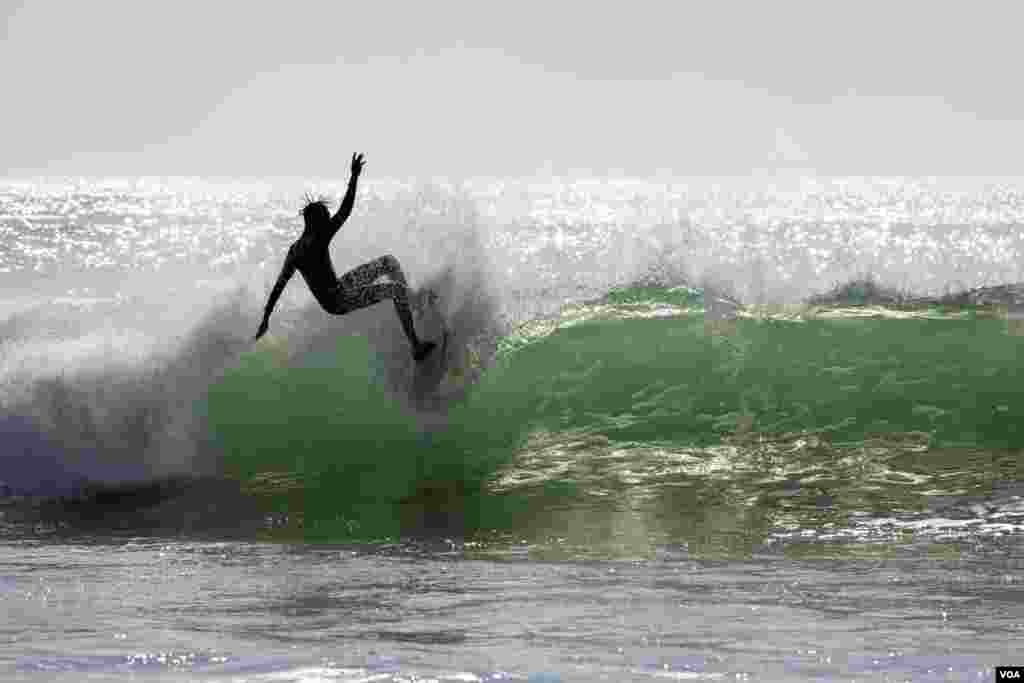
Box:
[253,153,438,362]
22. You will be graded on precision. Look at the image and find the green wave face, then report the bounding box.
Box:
[205,291,1024,556]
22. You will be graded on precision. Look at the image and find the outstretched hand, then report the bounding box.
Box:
[253,319,269,342]
[350,153,365,177]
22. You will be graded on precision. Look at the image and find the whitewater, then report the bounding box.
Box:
[1,175,1022,681]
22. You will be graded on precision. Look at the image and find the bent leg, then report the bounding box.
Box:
[338,254,409,290]
[333,282,421,350]
[338,254,434,315]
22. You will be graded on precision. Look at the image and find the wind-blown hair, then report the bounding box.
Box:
[300,193,330,229]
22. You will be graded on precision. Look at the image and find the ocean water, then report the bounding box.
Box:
[1,176,1023,681]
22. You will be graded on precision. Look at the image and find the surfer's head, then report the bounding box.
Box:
[301,196,330,231]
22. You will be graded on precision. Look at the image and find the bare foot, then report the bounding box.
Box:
[413,340,437,362]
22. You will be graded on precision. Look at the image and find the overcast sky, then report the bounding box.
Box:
[2,1,1022,179]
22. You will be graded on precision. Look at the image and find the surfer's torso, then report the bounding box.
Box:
[288,236,342,313]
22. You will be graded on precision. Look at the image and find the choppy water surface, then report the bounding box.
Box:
[2,534,1022,682]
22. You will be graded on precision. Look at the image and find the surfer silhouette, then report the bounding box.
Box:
[253,153,438,362]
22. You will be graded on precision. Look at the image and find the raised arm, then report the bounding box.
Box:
[328,153,365,234]
[254,247,297,341]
